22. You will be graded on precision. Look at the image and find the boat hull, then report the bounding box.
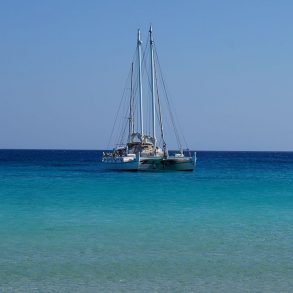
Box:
[102,154,196,172]
[139,156,196,171]
[102,158,139,171]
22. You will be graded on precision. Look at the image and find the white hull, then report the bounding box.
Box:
[102,155,140,171]
[102,154,196,171]
[139,156,196,171]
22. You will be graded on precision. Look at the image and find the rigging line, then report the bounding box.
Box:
[115,102,128,146]
[129,62,134,139]
[131,67,140,134]
[107,48,137,149]
[151,34,165,146]
[141,33,150,76]
[117,50,141,144]
[117,81,135,146]
[118,115,129,145]
[154,62,166,148]
[146,54,154,136]
[156,82,166,149]
[132,76,139,133]
[115,48,145,146]
[114,82,131,146]
[125,61,139,143]
[128,49,140,137]
[154,44,190,150]
[153,45,182,150]
[131,62,141,134]
[107,76,128,149]
[154,58,180,148]
[143,36,157,137]
[116,89,129,145]
[141,37,152,134]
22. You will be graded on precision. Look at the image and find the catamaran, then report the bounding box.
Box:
[102,27,196,171]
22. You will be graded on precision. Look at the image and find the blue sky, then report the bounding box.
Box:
[1,0,293,150]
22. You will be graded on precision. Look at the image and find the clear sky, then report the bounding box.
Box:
[1,0,293,151]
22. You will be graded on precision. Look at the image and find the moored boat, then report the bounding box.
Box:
[102,27,196,171]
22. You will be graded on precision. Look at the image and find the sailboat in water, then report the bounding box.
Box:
[102,27,196,171]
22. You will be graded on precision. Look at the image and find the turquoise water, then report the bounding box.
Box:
[0,150,293,292]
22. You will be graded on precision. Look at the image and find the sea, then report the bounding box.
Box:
[0,150,292,292]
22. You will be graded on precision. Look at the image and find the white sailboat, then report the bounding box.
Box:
[102,27,196,171]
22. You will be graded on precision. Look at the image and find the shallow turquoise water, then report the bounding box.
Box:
[0,150,293,292]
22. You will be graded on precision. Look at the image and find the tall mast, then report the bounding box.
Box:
[128,62,134,143]
[130,62,134,135]
[137,29,144,138]
[149,26,156,147]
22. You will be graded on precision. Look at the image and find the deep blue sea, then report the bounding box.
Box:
[0,150,292,292]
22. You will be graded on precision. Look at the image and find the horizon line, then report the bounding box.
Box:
[1,148,293,153]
